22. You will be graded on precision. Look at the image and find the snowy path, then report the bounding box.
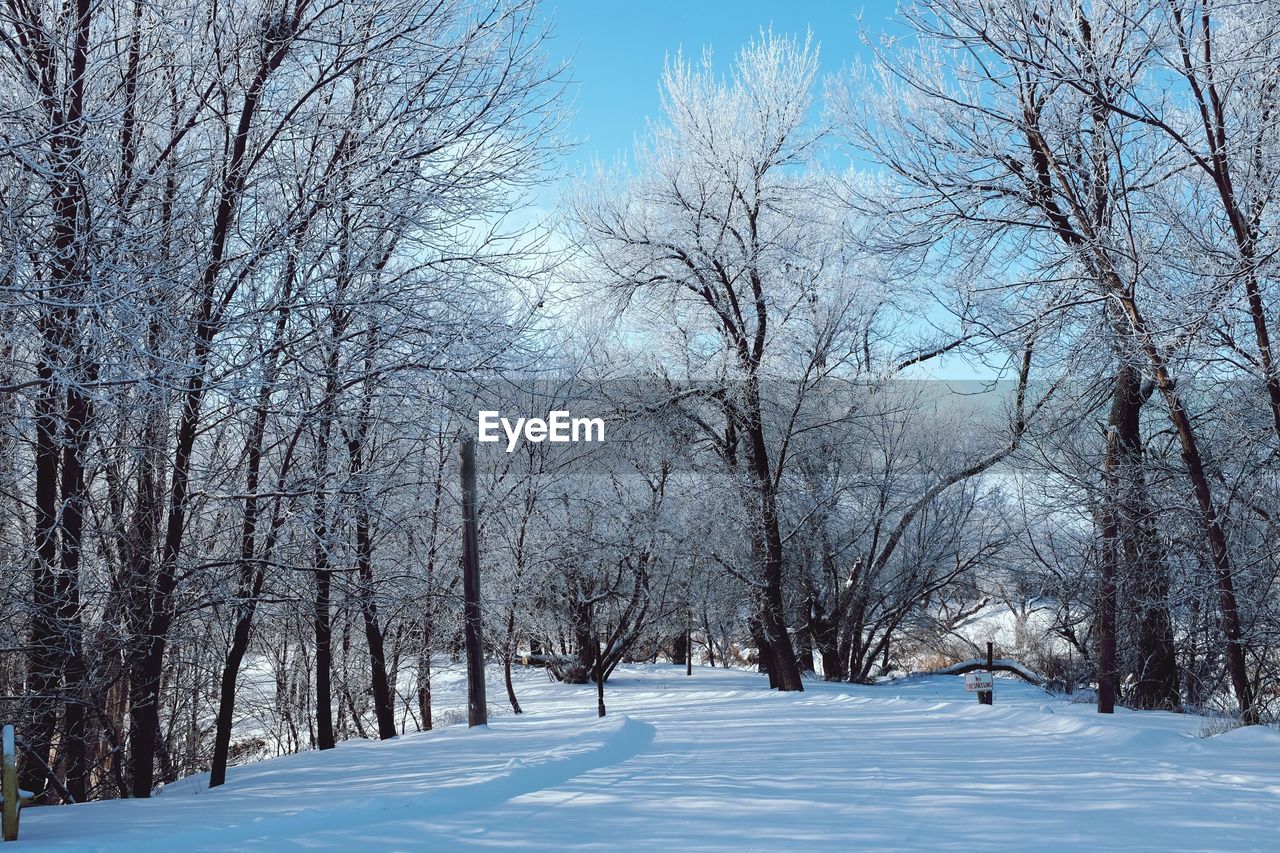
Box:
[18,665,1280,851]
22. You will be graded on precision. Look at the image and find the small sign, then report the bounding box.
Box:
[965,672,994,692]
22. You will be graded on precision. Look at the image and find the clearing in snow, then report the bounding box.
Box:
[17,664,1280,851]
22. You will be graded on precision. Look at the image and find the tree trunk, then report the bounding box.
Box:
[742,384,804,692]
[211,280,297,785]
[1129,561,1180,710]
[502,601,522,715]
[701,608,717,668]
[1109,366,1180,712]
[314,565,335,749]
[1116,296,1255,722]
[48,360,94,804]
[210,615,254,787]
[23,358,61,798]
[1096,364,1140,714]
[350,436,396,741]
[748,614,777,686]
[417,618,433,731]
[671,632,688,666]
[812,605,843,682]
[20,0,93,799]
[794,613,815,675]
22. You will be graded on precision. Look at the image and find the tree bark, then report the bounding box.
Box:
[417,617,433,731]
[56,376,91,803]
[1095,364,1138,714]
[352,485,397,741]
[503,606,522,715]
[1116,295,1255,723]
[742,381,804,692]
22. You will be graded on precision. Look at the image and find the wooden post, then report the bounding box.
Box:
[980,641,994,705]
[461,438,488,727]
[595,634,606,718]
[3,724,19,842]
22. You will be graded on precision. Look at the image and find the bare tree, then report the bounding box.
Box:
[839,0,1260,720]
[573,33,837,691]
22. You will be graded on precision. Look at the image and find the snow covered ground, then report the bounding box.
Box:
[17,664,1280,851]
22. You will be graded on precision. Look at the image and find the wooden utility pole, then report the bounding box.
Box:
[980,641,994,705]
[595,634,606,718]
[461,438,487,727]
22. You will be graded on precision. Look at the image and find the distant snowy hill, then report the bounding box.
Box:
[19,664,1280,851]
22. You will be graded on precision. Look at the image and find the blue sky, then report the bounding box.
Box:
[538,1,896,174]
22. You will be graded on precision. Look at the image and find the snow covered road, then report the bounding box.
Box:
[18,665,1280,851]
